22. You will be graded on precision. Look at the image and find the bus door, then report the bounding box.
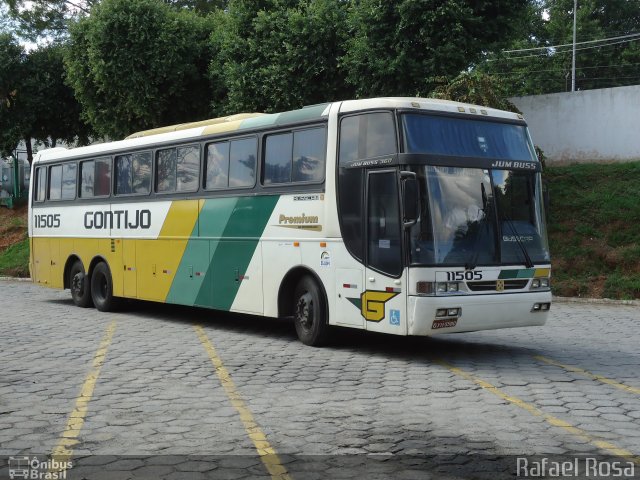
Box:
[364,169,407,334]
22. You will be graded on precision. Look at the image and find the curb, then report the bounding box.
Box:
[0,276,32,282]
[553,296,640,307]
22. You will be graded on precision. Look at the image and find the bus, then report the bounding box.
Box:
[28,97,551,346]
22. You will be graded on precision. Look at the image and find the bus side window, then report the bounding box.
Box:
[156,148,177,193]
[82,158,111,198]
[35,167,46,202]
[339,112,396,164]
[115,155,133,195]
[81,161,95,197]
[48,165,62,200]
[229,137,256,188]
[264,133,293,184]
[132,152,151,194]
[157,145,199,193]
[177,145,199,192]
[292,128,325,182]
[61,163,77,200]
[205,141,230,190]
[116,152,151,195]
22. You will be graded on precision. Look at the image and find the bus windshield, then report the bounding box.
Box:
[402,113,536,161]
[408,166,550,267]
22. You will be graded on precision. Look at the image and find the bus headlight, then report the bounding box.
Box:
[530,278,550,289]
[531,302,551,312]
[436,282,460,293]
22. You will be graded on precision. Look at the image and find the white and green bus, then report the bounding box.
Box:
[29,97,551,346]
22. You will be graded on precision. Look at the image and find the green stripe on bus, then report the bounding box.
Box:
[192,195,280,310]
[499,269,536,279]
[166,198,237,306]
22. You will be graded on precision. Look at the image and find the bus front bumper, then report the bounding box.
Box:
[408,291,552,336]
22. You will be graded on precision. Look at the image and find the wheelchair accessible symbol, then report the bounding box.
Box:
[390,309,400,326]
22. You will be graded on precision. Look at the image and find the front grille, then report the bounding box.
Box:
[467,280,529,292]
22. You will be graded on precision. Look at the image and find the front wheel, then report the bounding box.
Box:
[293,275,330,347]
[90,262,119,312]
[69,260,93,308]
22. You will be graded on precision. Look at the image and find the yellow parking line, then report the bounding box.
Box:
[434,358,640,465]
[534,355,640,396]
[194,325,291,480]
[51,320,117,465]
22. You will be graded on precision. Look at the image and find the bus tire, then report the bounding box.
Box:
[90,262,119,312]
[69,260,93,308]
[293,275,330,347]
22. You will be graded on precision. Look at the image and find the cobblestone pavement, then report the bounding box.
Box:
[0,279,639,479]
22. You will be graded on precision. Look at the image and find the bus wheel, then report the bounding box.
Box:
[90,262,119,312]
[293,275,330,346]
[69,260,93,308]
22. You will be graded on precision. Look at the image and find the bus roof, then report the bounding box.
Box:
[34,97,523,165]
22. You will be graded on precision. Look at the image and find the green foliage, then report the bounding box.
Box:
[545,162,640,299]
[65,0,216,139]
[0,35,90,161]
[1,0,95,41]
[0,32,25,156]
[21,44,92,149]
[341,0,530,97]
[166,0,227,14]
[482,0,640,95]
[0,238,29,277]
[212,0,352,115]
[430,71,521,113]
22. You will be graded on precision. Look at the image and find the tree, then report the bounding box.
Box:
[341,0,531,98]
[1,0,94,41]
[168,0,227,14]
[1,0,222,41]
[211,0,352,115]
[482,0,640,95]
[1,36,91,162]
[65,0,216,139]
[430,71,521,113]
[0,33,25,157]
[20,44,93,160]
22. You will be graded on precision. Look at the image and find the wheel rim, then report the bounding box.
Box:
[295,292,314,331]
[72,272,84,297]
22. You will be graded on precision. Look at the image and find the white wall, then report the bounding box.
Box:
[510,85,640,163]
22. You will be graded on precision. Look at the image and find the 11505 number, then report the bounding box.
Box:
[34,213,61,228]
[446,271,483,281]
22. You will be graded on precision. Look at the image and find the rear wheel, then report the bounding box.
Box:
[293,275,330,346]
[69,260,93,308]
[90,262,119,312]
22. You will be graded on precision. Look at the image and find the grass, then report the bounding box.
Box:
[545,161,640,299]
[0,204,29,277]
[0,237,29,277]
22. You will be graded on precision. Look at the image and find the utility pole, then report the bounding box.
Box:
[572,0,578,91]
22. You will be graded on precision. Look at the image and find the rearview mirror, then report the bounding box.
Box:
[401,172,420,228]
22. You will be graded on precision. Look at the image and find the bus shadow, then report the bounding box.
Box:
[46,295,636,383]
[117,299,540,368]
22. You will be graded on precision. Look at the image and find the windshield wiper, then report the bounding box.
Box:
[465,183,489,271]
[501,212,534,268]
